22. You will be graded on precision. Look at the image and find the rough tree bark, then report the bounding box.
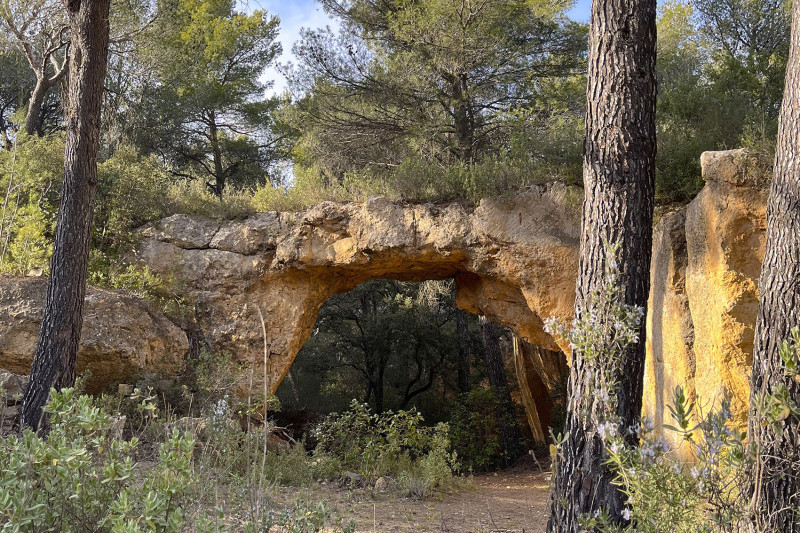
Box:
[748,1,800,530]
[547,0,657,529]
[20,0,111,431]
[480,316,523,467]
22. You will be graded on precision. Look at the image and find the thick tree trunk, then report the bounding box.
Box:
[20,0,111,431]
[456,309,471,394]
[480,316,523,467]
[450,75,473,162]
[748,2,800,530]
[547,0,657,529]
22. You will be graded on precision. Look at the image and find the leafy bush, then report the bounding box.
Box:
[447,388,505,473]
[580,391,750,533]
[313,400,459,494]
[0,388,195,532]
[0,134,63,275]
[0,389,359,532]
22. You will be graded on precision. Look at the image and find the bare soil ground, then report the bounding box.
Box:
[272,457,551,532]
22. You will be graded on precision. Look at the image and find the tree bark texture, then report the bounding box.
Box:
[480,316,523,467]
[20,0,111,431]
[748,2,800,530]
[547,0,657,529]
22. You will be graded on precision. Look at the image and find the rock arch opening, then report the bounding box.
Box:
[275,277,568,455]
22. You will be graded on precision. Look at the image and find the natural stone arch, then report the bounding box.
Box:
[135,183,582,435]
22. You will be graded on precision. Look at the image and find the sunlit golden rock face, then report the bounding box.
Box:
[644,149,770,453]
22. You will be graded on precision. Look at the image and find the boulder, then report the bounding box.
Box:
[0,277,189,393]
[0,371,27,434]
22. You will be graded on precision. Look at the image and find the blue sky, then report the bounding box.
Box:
[250,0,593,95]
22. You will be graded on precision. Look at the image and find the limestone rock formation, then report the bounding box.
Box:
[130,148,768,448]
[0,277,189,392]
[136,184,581,401]
[644,149,770,446]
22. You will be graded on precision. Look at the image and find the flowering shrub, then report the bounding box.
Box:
[544,244,645,453]
[578,390,750,533]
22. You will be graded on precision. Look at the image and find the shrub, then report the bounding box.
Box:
[0,389,359,532]
[313,400,459,493]
[0,388,195,532]
[447,388,505,473]
[581,392,750,533]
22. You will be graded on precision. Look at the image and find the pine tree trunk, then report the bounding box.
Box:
[24,79,49,136]
[480,316,523,467]
[547,0,657,528]
[209,113,225,196]
[456,309,471,394]
[20,0,111,431]
[748,2,800,529]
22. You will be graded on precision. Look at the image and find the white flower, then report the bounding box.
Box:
[622,508,632,521]
[610,441,623,455]
[690,467,700,479]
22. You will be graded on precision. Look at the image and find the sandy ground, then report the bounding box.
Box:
[273,457,551,533]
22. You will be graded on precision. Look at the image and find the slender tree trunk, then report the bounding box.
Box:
[480,316,523,467]
[208,113,225,196]
[374,365,385,414]
[20,0,111,431]
[547,0,657,529]
[748,2,800,530]
[456,309,471,394]
[24,79,50,136]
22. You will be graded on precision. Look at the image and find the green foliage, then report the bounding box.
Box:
[280,279,474,416]
[284,0,586,201]
[313,400,458,493]
[0,389,363,532]
[0,134,63,275]
[654,0,789,201]
[132,0,284,193]
[583,391,750,533]
[0,46,32,149]
[447,388,505,472]
[0,388,195,532]
[265,500,355,533]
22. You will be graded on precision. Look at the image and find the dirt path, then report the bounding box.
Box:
[274,457,552,532]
